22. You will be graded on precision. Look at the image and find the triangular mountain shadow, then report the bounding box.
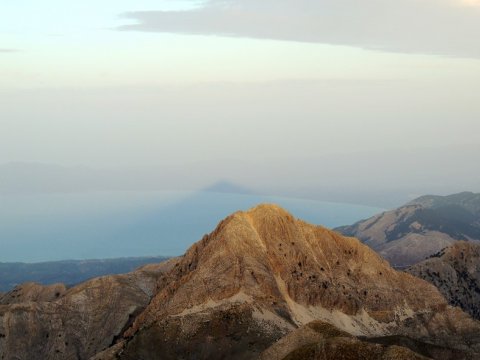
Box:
[107,187,383,258]
[202,180,255,195]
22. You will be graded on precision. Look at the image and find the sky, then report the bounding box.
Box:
[1,0,480,204]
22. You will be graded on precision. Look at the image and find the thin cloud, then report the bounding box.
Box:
[118,0,480,58]
[0,49,20,53]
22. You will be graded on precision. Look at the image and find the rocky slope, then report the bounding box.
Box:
[0,259,177,360]
[259,321,430,360]
[336,192,480,267]
[2,204,480,360]
[112,205,480,359]
[407,241,480,321]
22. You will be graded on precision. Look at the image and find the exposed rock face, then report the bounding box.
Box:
[407,241,480,320]
[115,205,480,359]
[2,205,480,360]
[260,321,429,360]
[0,282,67,304]
[0,260,175,360]
[336,192,480,267]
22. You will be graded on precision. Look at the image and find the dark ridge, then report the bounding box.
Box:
[385,205,480,243]
[409,192,480,216]
[407,242,480,320]
[362,335,467,359]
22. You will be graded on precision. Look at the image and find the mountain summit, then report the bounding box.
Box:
[1,204,479,359]
[116,204,479,359]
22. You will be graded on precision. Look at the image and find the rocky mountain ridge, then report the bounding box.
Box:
[259,321,429,360]
[115,205,480,359]
[0,259,177,359]
[336,192,480,266]
[1,204,480,359]
[407,241,480,320]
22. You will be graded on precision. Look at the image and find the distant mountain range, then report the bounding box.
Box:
[335,192,480,267]
[0,256,169,292]
[1,205,479,359]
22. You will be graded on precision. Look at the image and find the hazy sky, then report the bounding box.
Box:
[1,0,480,201]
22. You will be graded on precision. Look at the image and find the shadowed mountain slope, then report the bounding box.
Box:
[260,321,430,360]
[336,192,480,267]
[407,241,480,321]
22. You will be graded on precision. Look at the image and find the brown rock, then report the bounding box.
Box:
[2,205,479,360]
[260,321,429,360]
[408,241,480,320]
[0,261,172,360]
[118,205,480,359]
[0,282,67,304]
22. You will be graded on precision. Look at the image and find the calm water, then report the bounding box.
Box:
[0,191,383,262]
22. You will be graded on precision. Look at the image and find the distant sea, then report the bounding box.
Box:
[0,191,384,262]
